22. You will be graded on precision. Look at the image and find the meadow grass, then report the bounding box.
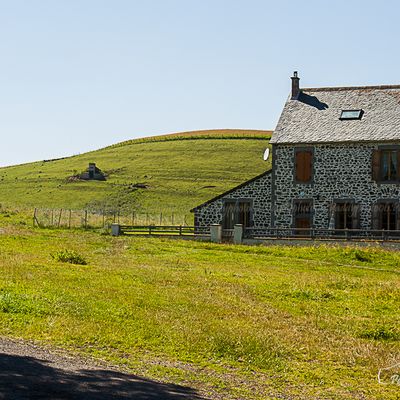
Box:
[0,130,271,219]
[0,216,398,399]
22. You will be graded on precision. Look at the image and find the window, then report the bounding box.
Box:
[295,148,313,183]
[372,201,399,231]
[381,150,398,181]
[293,199,313,235]
[333,202,360,230]
[222,201,236,230]
[381,203,396,230]
[372,148,400,182]
[339,110,364,120]
[222,200,252,230]
[237,201,251,227]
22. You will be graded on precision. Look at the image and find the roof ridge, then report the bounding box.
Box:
[301,85,400,92]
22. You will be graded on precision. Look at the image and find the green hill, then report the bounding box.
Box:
[0,129,272,219]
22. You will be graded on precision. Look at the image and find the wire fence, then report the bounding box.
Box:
[33,208,191,229]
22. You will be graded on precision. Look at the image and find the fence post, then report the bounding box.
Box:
[233,224,243,244]
[68,210,72,229]
[33,208,37,227]
[172,213,174,225]
[111,224,121,236]
[210,224,222,243]
[57,209,63,227]
[84,210,88,228]
[160,212,162,225]
[179,225,182,236]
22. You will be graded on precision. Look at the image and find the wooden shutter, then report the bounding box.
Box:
[295,151,305,181]
[352,204,360,230]
[334,203,340,229]
[372,150,381,182]
[397,151,400,181]
[396,203,400,231]
[303,151,312,182]
[296,150,312,182]
[371,203,381,230]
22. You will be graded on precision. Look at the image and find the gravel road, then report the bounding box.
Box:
[0,338,205,400]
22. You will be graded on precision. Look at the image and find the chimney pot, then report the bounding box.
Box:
[291,71,300,100]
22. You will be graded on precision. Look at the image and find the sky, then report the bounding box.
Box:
[1,0,400,166]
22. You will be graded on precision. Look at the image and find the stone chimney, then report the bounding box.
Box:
[291,71,300,100]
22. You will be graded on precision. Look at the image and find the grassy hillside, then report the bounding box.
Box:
[0,219,398,399]
[0,129,272,218]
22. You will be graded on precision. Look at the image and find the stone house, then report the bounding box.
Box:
[191,73,400,237]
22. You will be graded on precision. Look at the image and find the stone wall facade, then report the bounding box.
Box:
[194,172,272,229]
[194,142,400,233]
[272,143,400,229]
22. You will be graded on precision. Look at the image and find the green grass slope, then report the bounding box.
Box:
[0,129,272,218]
[0,221,398,399]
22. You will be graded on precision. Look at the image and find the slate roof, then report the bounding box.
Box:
[270,85,400,144]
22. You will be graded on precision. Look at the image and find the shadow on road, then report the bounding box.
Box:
[0,353,205,399]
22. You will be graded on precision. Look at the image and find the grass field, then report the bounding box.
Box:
[0,214,398,399]
[0,129,271,219]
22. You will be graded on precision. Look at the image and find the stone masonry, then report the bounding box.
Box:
[194,172,272,230]
[272,143,400,229]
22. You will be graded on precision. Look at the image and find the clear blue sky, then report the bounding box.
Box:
[1,0,399,166]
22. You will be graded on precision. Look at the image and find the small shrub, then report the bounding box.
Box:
[290,289,335,301]
[359,326,399,341]
[353,249,372,262]
[51,249,87,265]
[0,291,48,316]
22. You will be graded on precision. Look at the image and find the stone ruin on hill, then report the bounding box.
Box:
[80,163,106,181]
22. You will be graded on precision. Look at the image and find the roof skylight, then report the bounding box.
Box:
[340,110,364,120]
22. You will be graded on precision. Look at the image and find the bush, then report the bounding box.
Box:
[359,326,399,341]
[51,249,87,265]
[353,249,372,262]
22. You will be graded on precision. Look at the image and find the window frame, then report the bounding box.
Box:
[332,199,360,230]
[373,145,400,184]
[339,109,364,120]
[222,198,253,229]
[380,148,399,183]
[372,199,400,231]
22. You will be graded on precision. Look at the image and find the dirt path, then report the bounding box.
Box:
[0,338,205,400]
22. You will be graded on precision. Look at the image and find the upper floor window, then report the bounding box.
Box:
[295,148,313,183]
[381,150,398,181]
[372,147,400,182]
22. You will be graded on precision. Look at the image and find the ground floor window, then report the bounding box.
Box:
[372,201,399,231]
[293,199,313,235]
[332,201,360,230]
[222,200,252,229]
